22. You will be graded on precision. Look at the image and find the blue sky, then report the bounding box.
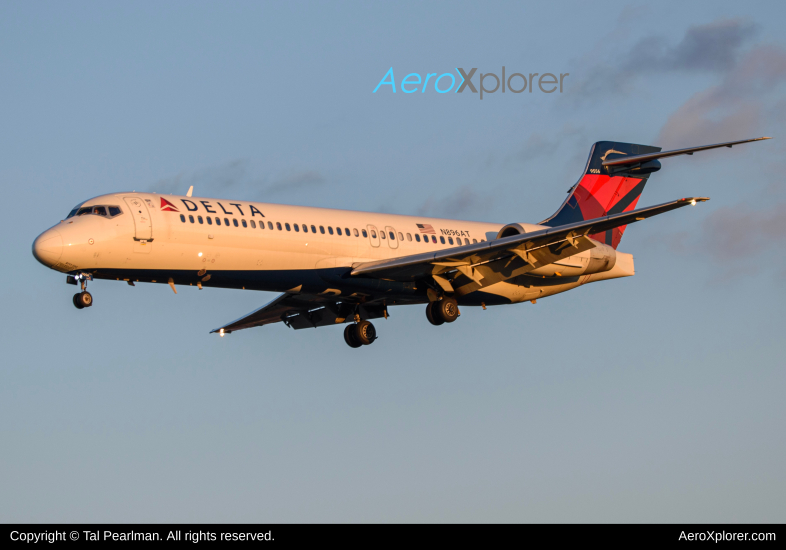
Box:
[1,1,784,522]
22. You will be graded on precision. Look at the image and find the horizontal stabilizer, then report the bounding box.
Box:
[602,137,771,167]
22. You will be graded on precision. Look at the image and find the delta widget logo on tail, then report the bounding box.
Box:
[160,198,179,212]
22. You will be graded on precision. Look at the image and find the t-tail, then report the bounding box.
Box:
[541,141,662,249]
[540,136,771,249]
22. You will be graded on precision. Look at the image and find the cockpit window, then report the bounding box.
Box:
[66,203,84,219]
[71,205,122,219]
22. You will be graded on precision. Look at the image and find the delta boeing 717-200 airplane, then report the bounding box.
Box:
[33,137,769,348]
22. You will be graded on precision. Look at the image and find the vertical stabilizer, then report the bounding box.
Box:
[541,141,662,248]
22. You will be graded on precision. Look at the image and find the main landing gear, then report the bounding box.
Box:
[426,297,459,326]
[343,320,377,348]
[68,274,93,309]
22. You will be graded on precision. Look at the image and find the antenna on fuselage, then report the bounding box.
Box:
[186,185,194,197]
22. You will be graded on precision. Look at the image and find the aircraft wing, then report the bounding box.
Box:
[351,197,707,294]
[210,292,389,334]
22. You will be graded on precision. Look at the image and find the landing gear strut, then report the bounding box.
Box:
[426,297,459,325]
[343,320,377,348]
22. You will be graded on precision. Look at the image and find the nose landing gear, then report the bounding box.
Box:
[73,291,93,309]
[343,320,377,348]
[69,273,94,309]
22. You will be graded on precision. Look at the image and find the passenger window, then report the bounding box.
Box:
[406,233,412,241]
[472,238,477,243]
[189,215,195,223]
[353,228,359,237]
[388,232,394,240]
[448,237,453,245]
[440,236,445,244]
[370,230,376,238]
[328,227,334,235]
[233,219,239,227]
[198,216,204,224]
[241,219,247,227]
[215,217,221,225]
[432,236,437,243]
[302,224,308,233]
[250,220,255,228]
[108,206,122,217]
[363,229,368,238]
[345,228,350,237]
[415,234,420,242]
[311,225,317,233]
[320,226,325,234]
[268,221,274,230]
[180,214,186,223]
[276,222,282,230]
[336,227,342,235]
[224,218,230,226]
[207,217,213,225]
[465,238,470,245]
[398,232,403,240]
[380,231,386,239]
[294,224,299,232]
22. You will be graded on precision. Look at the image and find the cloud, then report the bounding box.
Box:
[514,124,587,162]
[149,161,326,199]
[149,159,252,195]
[264,171,325,195]
[657,203,786,282]
[700,203,786,260]
[657,45,786,147]
[568,18,759,103]
[417,185,493,219]
[624,19,758,73]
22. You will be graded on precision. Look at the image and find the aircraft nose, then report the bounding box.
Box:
[32,229,63,267]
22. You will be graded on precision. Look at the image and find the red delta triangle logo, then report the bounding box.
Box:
[160,197,179,212]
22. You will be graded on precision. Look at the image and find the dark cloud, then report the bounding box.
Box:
[149,162,325,199]
[417,185,493,219]
[514,124,586,162]
[264,171,325,195]
[569,18,759,102]
[700,204,786,260]
[150,159,250,195]
[657,45,786,147]
[657,203,786,282]
[624,19,758,73]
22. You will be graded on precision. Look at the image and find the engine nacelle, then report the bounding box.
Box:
[496,222,541,239]
[494,223,617,277]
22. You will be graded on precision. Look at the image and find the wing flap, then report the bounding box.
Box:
[351,197,707,284]
[211,293,390,334]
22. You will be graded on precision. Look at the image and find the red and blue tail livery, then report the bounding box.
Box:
[542,141,663,249]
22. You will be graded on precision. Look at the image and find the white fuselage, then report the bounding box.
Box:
[33,192,634,306]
